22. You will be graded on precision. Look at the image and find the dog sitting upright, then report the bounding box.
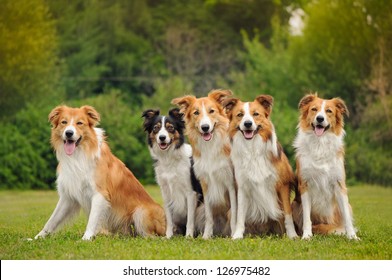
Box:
[292,93,359,240]
[142,108,203,238]
[172,89,237,239]
[35,105,166,240]
[224,95,298,239]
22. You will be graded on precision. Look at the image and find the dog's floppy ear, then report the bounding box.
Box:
[141,109,160,131]
[82,105,100,127]
[171,95,196,114]
[255,94,274,117]
[48,106,65,127]
[333,97,349,117]
[208,89,233,105]
[332,97,349,128]
[298,93,317,110]
[222,98,239,120]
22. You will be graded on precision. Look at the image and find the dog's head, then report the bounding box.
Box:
[224,95,274,141]
[171,89,231,142]
[142,108,185,151]
[298,93,349,136]
[48,105,100,156]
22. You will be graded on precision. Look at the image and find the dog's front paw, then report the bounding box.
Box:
[82,232,94,241]
[35,230,49,240]
[347,233,360,241]
[302,231,313,240]
[287,231,299,240]
[166,228,173,239]
[202,232,212,240]
[232,233,244,240]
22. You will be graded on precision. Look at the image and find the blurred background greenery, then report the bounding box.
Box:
[0,0,391,189]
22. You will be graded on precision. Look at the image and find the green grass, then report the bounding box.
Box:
[0,185,391,260]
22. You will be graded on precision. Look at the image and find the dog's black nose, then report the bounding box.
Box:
[201,124,210,133]
[159,135,166,142]
[244,120,253,128]
[316,116,324,123]
[65,130,74,138]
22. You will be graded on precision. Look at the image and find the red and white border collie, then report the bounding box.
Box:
[142,108,203,238]
[224,95,298,239]
[172,89,237,239]
[35,105,166,240]
[292,94,359,240]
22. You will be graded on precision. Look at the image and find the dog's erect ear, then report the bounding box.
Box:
[208,89,233,105]
[171,95,196,113]
[81,105,100,127]
[48,106,65,127]
[298,93,317,110]
[141,109,160,131]
[168,108,183,121]
[333,97,349,118]
[168,108,185,130]
[142,109,160,120]
[222,98,239,120]
[255,95,274,117]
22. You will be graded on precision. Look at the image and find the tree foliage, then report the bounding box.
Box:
[0,0,62,119]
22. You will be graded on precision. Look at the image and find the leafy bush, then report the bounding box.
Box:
[0,123,51,189]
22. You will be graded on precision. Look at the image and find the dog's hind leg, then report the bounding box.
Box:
[279,185,299,239]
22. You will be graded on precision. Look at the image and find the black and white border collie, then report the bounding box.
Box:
[142,108,203,238]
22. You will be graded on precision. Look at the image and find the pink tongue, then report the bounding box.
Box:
[244,130,254,139]
[315,126,325,136]
[202,133,212,141]
[64,141,76,155]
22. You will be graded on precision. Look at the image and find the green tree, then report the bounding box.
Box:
[0,0,61,119]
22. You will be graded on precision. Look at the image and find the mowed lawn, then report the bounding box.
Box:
[0,185,391,260]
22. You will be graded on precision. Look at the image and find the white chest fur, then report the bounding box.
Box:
[294,129,346,218]
[150,144,194,217]
[193,133,234,206]
[231,133,282,222]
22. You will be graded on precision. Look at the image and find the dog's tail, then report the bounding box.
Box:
[133,205,166,237]
[291,175,301,204]
[190,156,204,205]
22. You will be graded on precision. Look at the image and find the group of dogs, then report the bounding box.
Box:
[35,90,359,241]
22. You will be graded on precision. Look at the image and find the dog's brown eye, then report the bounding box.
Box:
[153,125,160,133]
[61,120,67,125]
[237,112,244,117]
[167,126,174,132]
[253,112,259,116]
[326,109,333,113]
[193,111,199,116]
[77,121,83,125]
[209,109,215,114]
[311,107,317,112]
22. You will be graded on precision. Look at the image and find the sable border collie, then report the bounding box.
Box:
[35,105,166,240]
[292,93,359,240]
[172,89,237,239]
[223,95,298,239]
[142,108,203,238]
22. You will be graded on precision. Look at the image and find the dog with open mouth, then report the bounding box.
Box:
[35,105,166,240]
[142,108,204,238]
[172,89,237,239]
[223,95,298,239]
[292,93,359,240]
